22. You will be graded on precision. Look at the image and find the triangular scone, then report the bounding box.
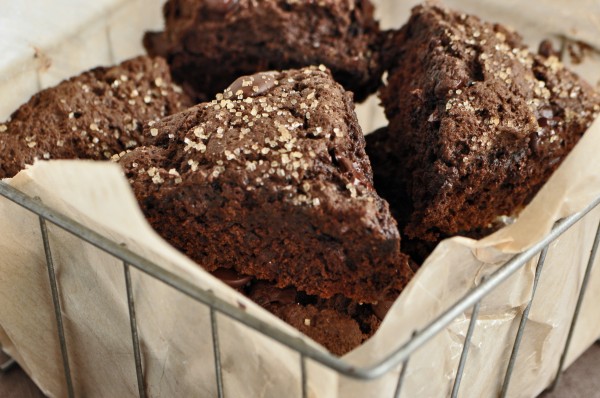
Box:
[0,56,190,179]
[371,4,599,242]
[120,66,412,303]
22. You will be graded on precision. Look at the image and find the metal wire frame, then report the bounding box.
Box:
[1,180,600,397]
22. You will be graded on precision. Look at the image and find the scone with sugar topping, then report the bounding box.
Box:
[369,4,600,243]
[120,66,412,303]
[0,56,190,179]
[144,0,384,102]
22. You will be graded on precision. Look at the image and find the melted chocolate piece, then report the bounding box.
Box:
[211,268,253,289]
[538,39,561,60]
[372,300,394,320]
[249,282,298,307]
[566,38,597,65]
[204,0,239,13]
[224,72,279,99]
[268,287,297,305]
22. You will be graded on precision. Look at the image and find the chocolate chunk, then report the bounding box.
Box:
[204,0,239,13]
[211,268,253,289]
[372,300,394,320]
[538,39,561,59]
[224,72,278,99]
[248,282,297,307]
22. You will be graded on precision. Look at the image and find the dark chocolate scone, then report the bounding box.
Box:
[144,0,383,102]
[120,66,412,303]
[0,56,190,179]
[372,4,600,242]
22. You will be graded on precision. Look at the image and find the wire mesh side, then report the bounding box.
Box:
[0,182,600,395]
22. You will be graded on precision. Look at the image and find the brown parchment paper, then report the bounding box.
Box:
[1,1,600,397]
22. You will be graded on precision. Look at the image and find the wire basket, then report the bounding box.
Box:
[0,180,599,398]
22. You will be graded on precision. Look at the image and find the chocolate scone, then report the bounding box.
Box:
[0,56,190,179]
[372,4,600,242]
[120,66,412,303]
[144,0,383,102]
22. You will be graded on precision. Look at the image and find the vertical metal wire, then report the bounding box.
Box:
[392,353,411,398]
[450,299,482,398]
[500,244,550,397]
[550,220,600,391]
[211,307,224,398]
[300,354,308,398]
[393,330,417,398]
[39,216,75,398]
[124,261,146,398]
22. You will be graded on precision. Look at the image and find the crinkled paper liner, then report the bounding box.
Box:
[1,0,600,397]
